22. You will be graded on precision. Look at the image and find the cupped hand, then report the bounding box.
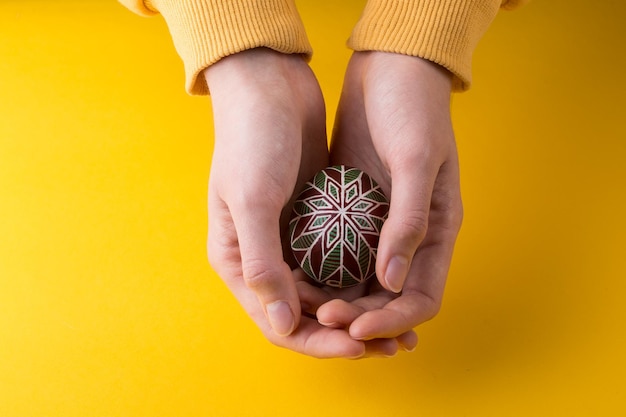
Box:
[205,48,373,358]
[314,51,464,343]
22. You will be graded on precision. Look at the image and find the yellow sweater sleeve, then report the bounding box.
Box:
[119,0,528,94]
[349,0,530,91]
[118,0,312,95]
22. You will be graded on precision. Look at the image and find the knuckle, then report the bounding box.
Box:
[206,239,240,280]
[446,197,464,234]
[431,186,464,234]
[241,260,280,291]
[206,240,224,270]
[231,187,286,219]
[453,200,464,230]
[206,226,239,271]
[396,211,429,241]
[438,198,463,234]
[422,296,442,321]
[404,290,442,322]
[230,169,294,209]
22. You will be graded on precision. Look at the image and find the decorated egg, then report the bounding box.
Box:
[289,165,389,288]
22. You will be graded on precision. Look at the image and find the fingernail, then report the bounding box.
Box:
[385,256,409,293]
[318,320,341,328]
[266,301,295,336]
[372,352,397,359]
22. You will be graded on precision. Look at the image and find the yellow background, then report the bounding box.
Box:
[1,0,625,415]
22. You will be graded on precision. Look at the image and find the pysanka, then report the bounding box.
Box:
[289,165,390,288]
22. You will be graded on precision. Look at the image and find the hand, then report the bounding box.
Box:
[314,51,463,343]
[204,48,369,358]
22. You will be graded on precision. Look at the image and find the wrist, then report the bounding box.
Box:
[203,48,309,94]
[356,51,452,109]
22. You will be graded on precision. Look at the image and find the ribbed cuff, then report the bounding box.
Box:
[147,0,312,95]
[348,0,502,91]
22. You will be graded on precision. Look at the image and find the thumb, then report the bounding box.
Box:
[231,203,301,337]
[376,162,438,293]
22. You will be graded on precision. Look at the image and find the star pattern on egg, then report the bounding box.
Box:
[289,166,389,288]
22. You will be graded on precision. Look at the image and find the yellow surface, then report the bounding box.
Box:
[1,1,625,415]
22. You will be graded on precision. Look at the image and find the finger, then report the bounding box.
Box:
[208,233,366,358]
[349,232,459,341]
[295,280,332,315]
[347,290,434,340]
[316,292,393,329]
[362,338,399,358]
[207,191,281,330]
[317,299,364,329]
[376,157,440,293]
[229,200,301,337]
[216,267,367,358]
[349,168,462,340]
[278,317,366,359]
[293,270,367,317]
[396,330,418,352]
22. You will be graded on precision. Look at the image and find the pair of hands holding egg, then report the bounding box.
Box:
[205,48,463,358]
